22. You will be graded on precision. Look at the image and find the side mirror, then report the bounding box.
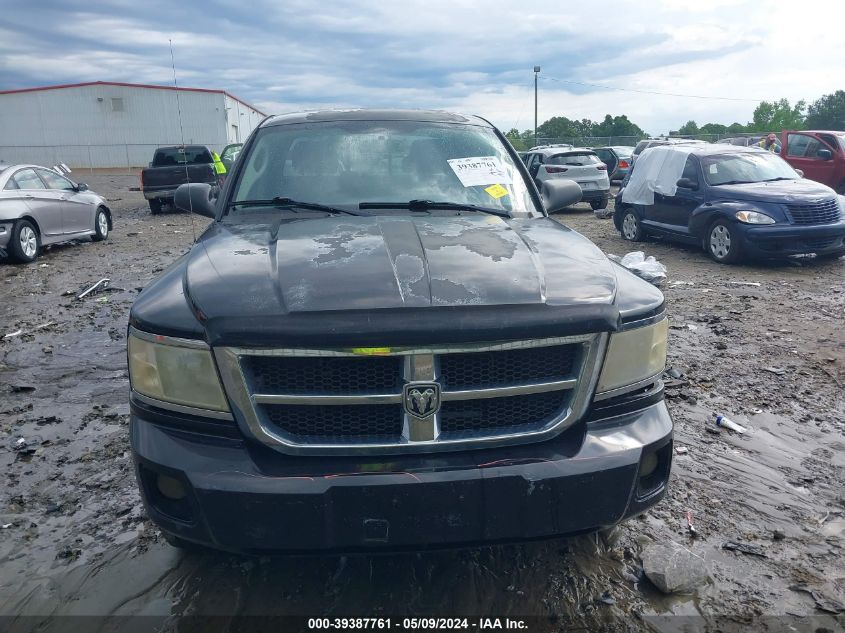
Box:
[541,179,582,213]
[676,177,698,190]
[817,148,833,160]
[175,183,217,218]
[795,169,804,178]
[75,182,89,192]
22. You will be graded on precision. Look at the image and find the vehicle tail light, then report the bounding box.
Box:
[545,166,568,173]
[597,164,607,171]
[618,160,630,168]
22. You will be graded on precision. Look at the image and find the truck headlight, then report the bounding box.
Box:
[735,210,775,224]
[596,319,668,393]
[128,332,229,412]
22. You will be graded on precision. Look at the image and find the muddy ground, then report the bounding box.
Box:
[0,176,843,632]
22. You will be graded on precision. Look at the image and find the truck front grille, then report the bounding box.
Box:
[215,335,604,455]
[786,199,841,225]
[263,403,403,443]
[439,390,569,438]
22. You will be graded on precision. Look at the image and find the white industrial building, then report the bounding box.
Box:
[0,81,266,169]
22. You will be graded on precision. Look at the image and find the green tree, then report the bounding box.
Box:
[749,98,806,132]
[505,128,528,150]
[536,116,578,140]
[700,122,728,135]
[677,120,699,136]
[805,90,845,129]
[727,122,746,133]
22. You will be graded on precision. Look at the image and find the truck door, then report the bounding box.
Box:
[785,133,837,187]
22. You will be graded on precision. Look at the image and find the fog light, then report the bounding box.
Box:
[157,474,186,500]
[640,451,658,478]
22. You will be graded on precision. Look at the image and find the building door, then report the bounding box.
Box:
[232,124,240,143]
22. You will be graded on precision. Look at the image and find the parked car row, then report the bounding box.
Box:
[614,144,845,263]
[0,164,111,263]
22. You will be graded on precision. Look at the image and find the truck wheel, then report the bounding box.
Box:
[591,198,608,211]
[149,199,162,215]
[707,220,742,264]
[93,207,109,241]
[8,219,40,263]
[620,209,644,241]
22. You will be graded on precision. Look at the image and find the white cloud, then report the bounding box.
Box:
[3,0,844,136]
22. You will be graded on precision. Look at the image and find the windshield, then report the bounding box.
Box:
[230,120,538,216]
[702,152,799,185]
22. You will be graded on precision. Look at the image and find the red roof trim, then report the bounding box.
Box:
[0,80,266,116]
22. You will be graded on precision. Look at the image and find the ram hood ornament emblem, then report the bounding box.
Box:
[403,382,441,419]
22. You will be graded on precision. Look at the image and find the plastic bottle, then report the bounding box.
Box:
[715,414,746,434]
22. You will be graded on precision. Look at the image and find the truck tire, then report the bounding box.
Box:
[149,199,162,215]
[8,219,40,263]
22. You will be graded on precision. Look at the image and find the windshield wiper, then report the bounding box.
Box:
[229,197,362,216]
[761,177,794,182]
[714,180,754,186]
[358,200,510,218]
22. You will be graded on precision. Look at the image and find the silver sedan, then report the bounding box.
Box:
[0,164,112,263]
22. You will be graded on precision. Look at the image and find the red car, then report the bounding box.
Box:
[780,130,845,194]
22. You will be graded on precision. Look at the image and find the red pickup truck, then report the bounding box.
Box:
[779,130,845,194]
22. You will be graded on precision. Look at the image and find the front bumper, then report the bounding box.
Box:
[130,397,673,553]
[742,221,845,256]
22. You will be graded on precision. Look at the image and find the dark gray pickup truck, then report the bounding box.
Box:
[127,110,673,553]
[140,145,220,214]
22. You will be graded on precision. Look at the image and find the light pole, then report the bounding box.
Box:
[533,66,540,147]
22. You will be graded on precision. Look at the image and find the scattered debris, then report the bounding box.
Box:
[686,511,697,538]
[3,329,23,339]
[762,366,787,376]
[675,446,689,455]
[772,529,785,541]
[788,584,845,614]
[76,278,110,300]
[715,415,747,434]
[595,591,616,605]
[722,541,767,557]
[668,280,694,287]
[1,523,12,529]
[750,408,763,414]
[607,251,667,286]
[727,281,762,287]
[641,541,709,594]
[10,385,35,393]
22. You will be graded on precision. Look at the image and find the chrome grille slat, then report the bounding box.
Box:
[214,333,608,455]
[785,199,842,225]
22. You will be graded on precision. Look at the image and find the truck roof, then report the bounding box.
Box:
[262,109,490,128]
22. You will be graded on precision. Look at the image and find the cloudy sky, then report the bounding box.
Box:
[1,0,843,135]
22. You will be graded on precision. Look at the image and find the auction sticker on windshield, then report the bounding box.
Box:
[447,156,512,187]
[484,183,509,198]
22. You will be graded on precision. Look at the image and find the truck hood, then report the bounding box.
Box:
[181,215,621,345]
[711,178,834,203]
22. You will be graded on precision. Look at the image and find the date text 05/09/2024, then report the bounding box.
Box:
[307,618,529,630]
